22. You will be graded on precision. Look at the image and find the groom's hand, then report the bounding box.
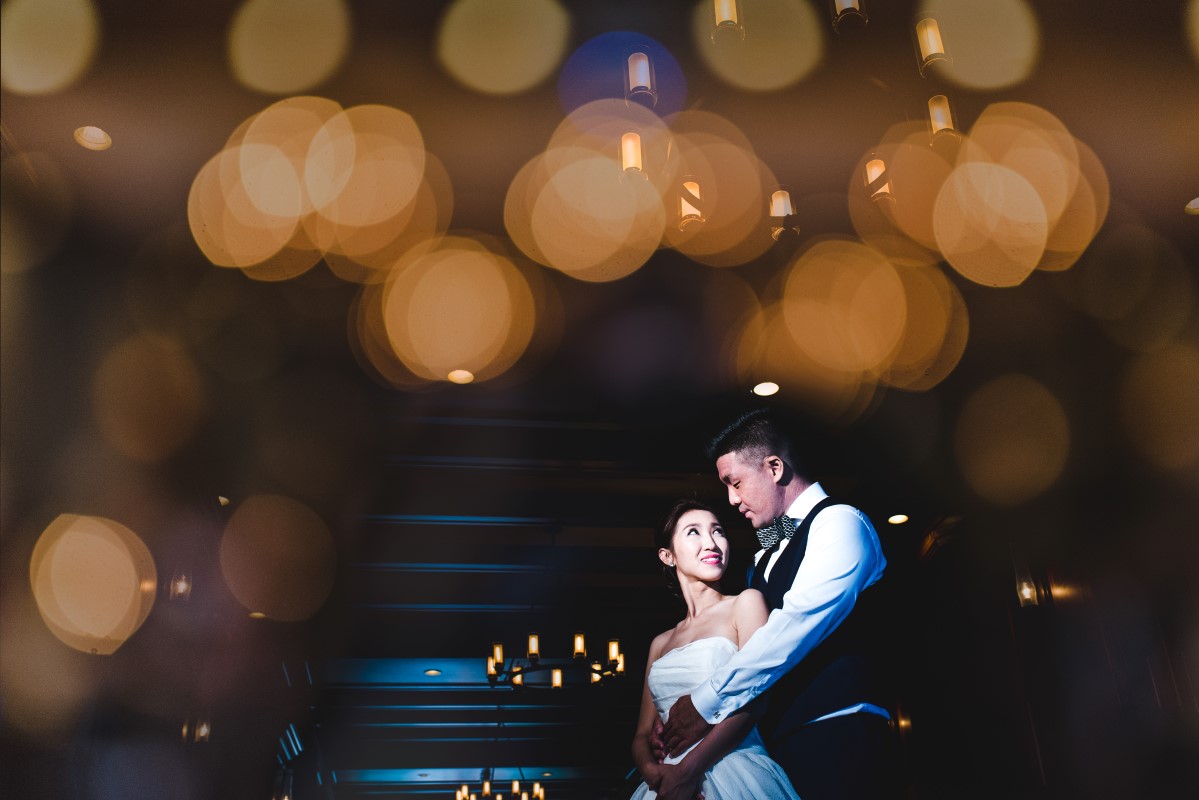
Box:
[660,694,711,757]
[650,718,667,762]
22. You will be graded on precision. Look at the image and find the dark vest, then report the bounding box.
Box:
[749,498,887,740]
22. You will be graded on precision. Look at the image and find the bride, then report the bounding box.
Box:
[630,500,800,800]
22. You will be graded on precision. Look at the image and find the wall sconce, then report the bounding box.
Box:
[624,49,657,109]
[830,0,868,33]
[711,0,745,44]
[621,132,645,177]
[864,156,893,202]
[769,187,801,240]
[914,13,949,77]
[489,633,623,688]
[678,177,705,230]
[168,569,192,602]
[928,95,959,140]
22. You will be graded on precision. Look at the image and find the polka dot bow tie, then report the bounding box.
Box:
[756,515,799,550]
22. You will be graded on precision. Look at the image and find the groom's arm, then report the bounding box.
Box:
[674,506,885,745]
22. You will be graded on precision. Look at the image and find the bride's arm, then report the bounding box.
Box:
[656,591,772,797]
[631,631,671,788]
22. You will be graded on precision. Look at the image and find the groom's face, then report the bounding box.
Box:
[715,449,787,530]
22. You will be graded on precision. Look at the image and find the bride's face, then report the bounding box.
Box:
[662,509,727,583]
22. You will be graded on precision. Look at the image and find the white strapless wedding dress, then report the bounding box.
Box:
[630,636,800,800]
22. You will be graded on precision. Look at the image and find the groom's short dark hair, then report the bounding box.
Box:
[706,409,810,480]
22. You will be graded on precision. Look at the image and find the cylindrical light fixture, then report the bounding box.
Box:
[679,178,704,229]
[864,157,892,201]
[512,780,520,795]
[591,662,602,683]
[769,187,800,240]
[830,0,867,33]
[711,0,745,43]
[551,668,563,688]
[492,642,504,665]
[620,133,643,175]
[928,94,957,138]
[608,639,620,663]
[624,50,657,108]
[914,13,949,77]
[616,653,626,674]
[527,633,540,662]
[512,670,524,687]
[573,632,587,658]
[487,656,497,676]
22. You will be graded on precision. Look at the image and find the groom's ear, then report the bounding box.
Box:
[765,455,786,483]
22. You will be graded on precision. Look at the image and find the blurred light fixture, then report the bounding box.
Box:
[488,632,623,689]
[1186,198,1199,215]
[1012,551,1039,608]
[457,769,547,800]
[830,0,868,34]
[73,125,111,151]
[887,514,909,525]
[864,156,893,202]
[620,132,644,175]
[752,381,780,396]
[447,369,475,384]
[271,767,294,800]
[914,13,949,77]
[711,0,746,43]
[423,668,442,676]
[769,187,801,241]
[928,94,958,139]
[678,177,704,229]
[194,715,212,743]
[218,496,231,507]
[624,49,657,109]
[169,569,192,602]
[249,611,267,619]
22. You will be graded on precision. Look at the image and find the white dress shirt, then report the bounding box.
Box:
[690,482,888,725]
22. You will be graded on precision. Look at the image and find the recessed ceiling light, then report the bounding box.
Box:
[447,369,474,384]
[542,772,552,777]
[887,514,909,525]
[248,611,266,619]
[1186,198,1199,216]
[217,496,231,506]
[73,126,112,151]
[752,381,779,396]
[423,669,442,676]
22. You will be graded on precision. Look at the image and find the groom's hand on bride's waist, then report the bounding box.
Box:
[660,694,712,757]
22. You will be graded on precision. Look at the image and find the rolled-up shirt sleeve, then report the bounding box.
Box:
[691,503,885,724]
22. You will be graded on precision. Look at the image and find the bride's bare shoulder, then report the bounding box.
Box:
[648,627,678,662]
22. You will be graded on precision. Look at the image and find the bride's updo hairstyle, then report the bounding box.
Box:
[656,498,722,598]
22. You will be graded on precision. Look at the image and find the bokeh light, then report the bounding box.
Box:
[1119,342,1199,472]
[918,0,1040,90]
[1052,222,1193,354]
[880,264,969,391]
[228,0,351,95]
[954,374,1070,506]
[438,0,570,95]
[219,494,336,621]
[934,162,1048,287]
[30,515,157,655]
[74,125,112,151]
[0,0,99,95]
[92,334,207,463]
[782,238,907,375]
[0,153,74,275]
[381,236,536,381]
[692,0,823,92]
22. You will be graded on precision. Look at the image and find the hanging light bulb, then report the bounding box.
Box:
[829,0,868,34]
[711,0,745,43]
[864,156,893,202]
[769,187,800,240]
[621,132,644,176]
[624,49,657,109]
[928,94,959,139]
[914,13,949,77]
[678,177,704,230]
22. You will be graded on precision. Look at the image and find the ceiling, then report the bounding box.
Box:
[2,1,1198,799]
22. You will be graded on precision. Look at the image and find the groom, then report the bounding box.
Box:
[658,409,895,799]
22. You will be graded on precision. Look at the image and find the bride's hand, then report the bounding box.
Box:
[654,763,702,800]
[650,718,667,763]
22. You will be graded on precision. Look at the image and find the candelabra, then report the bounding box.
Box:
[487,633,625,688]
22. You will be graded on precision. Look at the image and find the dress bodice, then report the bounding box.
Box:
[648,636,767,763]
